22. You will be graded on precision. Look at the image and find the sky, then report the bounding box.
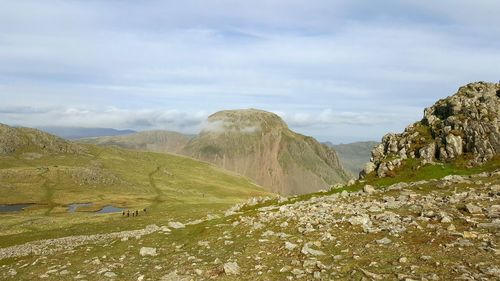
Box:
[0,0,499,143]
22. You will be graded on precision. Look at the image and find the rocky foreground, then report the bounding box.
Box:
[1,170,499,280]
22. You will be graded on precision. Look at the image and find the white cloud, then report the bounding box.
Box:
[0,1,499,143]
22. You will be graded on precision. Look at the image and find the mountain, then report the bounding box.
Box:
[325,141,378,177]
[39,126,136,139]
[182,109,350,195]
[78,130,192,154]
[361,81,500,178]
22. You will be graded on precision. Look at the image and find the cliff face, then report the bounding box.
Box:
[362,82,500,178]
[183,109,350,195]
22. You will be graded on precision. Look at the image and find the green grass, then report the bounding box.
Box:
[0,144,273,246]
[239,155,500,213]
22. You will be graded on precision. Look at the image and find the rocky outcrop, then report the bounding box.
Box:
[183,109,350,195]
[361,82,499,178]
[0,124,85,155]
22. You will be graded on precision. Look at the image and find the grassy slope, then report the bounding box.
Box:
[77,130,191,154]
[1,155,498,280]
[0,144,272,247]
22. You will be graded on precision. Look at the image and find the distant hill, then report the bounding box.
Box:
[182,109,350,195]
[79,130,192,154]
[39,127,136,140]
[325,141,378,177]
[0,124,85,155]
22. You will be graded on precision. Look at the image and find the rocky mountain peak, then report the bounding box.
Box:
[202,109,288,135]
[184,109,350,195]
[362,81,499,178]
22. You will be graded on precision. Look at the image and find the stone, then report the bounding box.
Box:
[285,241,298,251]
[160,226,171,232]
[348,215,371,226]
[477,221,500,230]
[301,243,325,256]
[487,205,500,218]
[465,204,482,215]
[441,216,452,223]
[363,185,376,194]
[139,247,157,257]
[361,162,377,178]
[376,237,392,245]
[223,262,240,275]
[447,224,456,232]
[168,222,185,229]
[103,272,117,278]
[420,255,432,261]
[360,268,383,280]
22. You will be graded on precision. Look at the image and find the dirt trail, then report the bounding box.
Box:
[39,170,55,215]
[148,166,163,206]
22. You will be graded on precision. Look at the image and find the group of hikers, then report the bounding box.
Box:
[122,208,146,217]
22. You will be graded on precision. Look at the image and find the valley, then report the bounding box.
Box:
[0,82,499,280]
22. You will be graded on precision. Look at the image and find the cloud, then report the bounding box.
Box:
[200,119,261,134]
[0,106,209,134]
[0,1,499,143]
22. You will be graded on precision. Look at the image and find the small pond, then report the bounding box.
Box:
[96,205,124,214]
[0,204,34,213]
[67,203,93,213]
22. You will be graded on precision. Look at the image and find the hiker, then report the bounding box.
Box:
[126,210,130,217]
[122,211,125,216]
[143,208,146,213]
[135,210,139,216]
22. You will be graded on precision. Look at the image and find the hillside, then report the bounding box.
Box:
[0,123,272,239]
[0,124,85,155]
[1,141,498,280]
[40,127,135,139]
[183,109,350,195]
[79,130,192,154]
[361,81,500,178]
[326,141,378,177]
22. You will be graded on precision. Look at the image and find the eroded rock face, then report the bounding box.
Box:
[361,82,499,178]
[183,109,350,195]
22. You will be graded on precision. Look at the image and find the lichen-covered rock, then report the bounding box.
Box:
[361,82,499,178]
